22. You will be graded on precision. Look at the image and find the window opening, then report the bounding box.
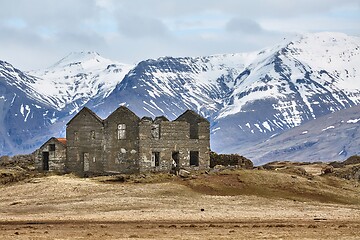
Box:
[190,151,199,166]
[117,124,126,139]
[74,131,79,141]
[91,130,95,139]
[151,124,160,139]
[49,144,55,151]
[190,124,199,139]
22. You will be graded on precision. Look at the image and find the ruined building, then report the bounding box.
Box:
[35,106,210,175]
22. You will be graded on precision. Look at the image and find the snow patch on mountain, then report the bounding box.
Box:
[216,32,360,133]
[96,53,256,120]
[239,104,360,165]
[28,51,134,110]
[347,118,360,124]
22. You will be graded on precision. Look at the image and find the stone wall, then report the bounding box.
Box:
[66,108,104,176]
[103,106,140,174]
[35,138,66,173]
[138,117,210,172]
[64,106,211,176]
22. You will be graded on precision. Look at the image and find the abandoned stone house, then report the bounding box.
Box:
[36,137,67,172]
[35,106,210,176]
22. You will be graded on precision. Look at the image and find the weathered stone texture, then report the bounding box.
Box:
[36,106,210,176]
[103,106,140,174]
[65,107,104,176]
[138,111,210,173]
[35,137,66,173]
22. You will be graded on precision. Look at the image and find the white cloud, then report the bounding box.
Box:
[117,15,170,38]
[0,0,359,70]
[226,18,264,34]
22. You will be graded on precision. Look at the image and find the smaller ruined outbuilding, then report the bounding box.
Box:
[35,137,67,173]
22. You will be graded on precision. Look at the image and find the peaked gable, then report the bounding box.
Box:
[104,105,140,123]
[66,107,103,126]
[39,137,66,150]
[175,110,208,123]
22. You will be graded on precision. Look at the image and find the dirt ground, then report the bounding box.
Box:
[0,171,359,239]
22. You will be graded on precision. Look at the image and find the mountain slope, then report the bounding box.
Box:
[0,60,62,155]
[28,51,134,113]
[212,32,360,152]
[94,53,255,119]
[240,104,360,165]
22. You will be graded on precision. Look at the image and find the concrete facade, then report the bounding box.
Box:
[37,106,210,176]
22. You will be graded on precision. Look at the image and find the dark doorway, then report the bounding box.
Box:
[190,151,199,166]
[152,152,160,167]
[42,152,49,171]
[172,151,179,166]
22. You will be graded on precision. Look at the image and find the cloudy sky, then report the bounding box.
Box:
[1,0,359,70]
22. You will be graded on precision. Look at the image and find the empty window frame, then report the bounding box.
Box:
[190,124,199,139]
[190,151,199,166]
[49,144,55,151]
[151,152,160,167]
[74,131,79,141]
[117,124,126,140]
[151,124,160,139]
[91,130,96,139]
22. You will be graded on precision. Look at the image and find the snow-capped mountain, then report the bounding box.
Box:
[212,32,360,152]
[240,104,360,165]
[0,52,133,155]
[28,51,133,113]
[94,53,255,119]
[0,32,359,163]
[0,60,62,155]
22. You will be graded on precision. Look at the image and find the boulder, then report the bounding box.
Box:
[178,169,190,178]
[321,165,334,175]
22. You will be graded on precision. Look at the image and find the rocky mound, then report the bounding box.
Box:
[210,152,253,169]
[343,155,360,165]
[0,154,35,170]
[0,154,37,184]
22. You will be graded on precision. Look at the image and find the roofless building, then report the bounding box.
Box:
[36,106,210,176]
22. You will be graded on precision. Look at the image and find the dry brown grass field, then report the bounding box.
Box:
[0,166,359,239]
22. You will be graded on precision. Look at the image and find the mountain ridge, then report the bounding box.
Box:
[0,32,359,162]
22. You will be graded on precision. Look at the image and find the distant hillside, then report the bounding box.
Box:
[239,104,360,165]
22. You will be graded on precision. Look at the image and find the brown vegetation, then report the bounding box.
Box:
[210,151,253,169]
[1,154,360,239]
[343,155,360,165]
[0,154,40,185]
